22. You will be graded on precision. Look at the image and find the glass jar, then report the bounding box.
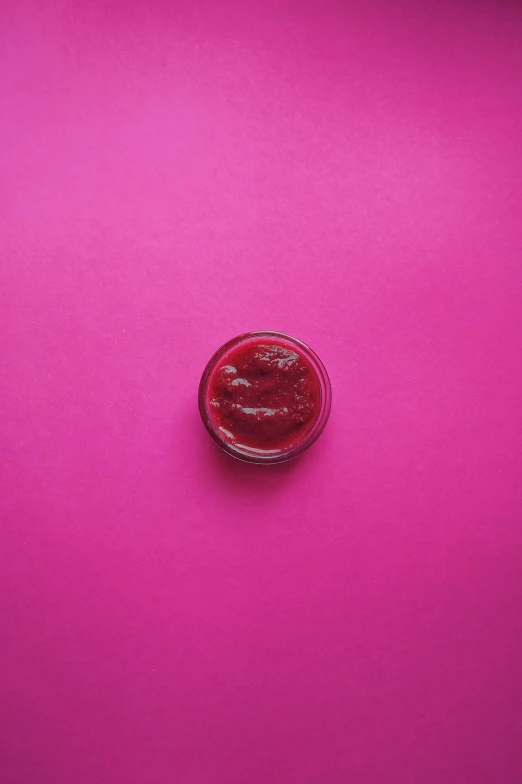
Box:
[198,331,331,465]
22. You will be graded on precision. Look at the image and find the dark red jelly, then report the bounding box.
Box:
[208,340,320,450]
[199,332,331,464]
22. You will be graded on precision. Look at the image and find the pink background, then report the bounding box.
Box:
[1,0,521,782]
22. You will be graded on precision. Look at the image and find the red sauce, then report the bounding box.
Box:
[207,339,320,451]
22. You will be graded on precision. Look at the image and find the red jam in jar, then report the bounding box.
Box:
[199,332,331,464]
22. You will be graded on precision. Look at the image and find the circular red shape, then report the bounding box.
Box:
[199,332,331,464]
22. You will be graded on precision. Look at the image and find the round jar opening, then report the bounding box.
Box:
[198,331,331,464]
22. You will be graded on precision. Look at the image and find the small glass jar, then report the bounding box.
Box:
[198,331,331,464]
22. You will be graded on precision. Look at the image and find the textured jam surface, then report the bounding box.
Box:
[208,340,320,451]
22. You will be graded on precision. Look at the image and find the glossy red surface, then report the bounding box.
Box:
[208,339,320,450]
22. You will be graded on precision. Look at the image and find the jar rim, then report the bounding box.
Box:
[198,331,332,464]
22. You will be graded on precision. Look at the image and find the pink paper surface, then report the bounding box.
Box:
[1,1,521,782]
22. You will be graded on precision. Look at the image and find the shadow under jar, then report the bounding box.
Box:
[198,331,331,465]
